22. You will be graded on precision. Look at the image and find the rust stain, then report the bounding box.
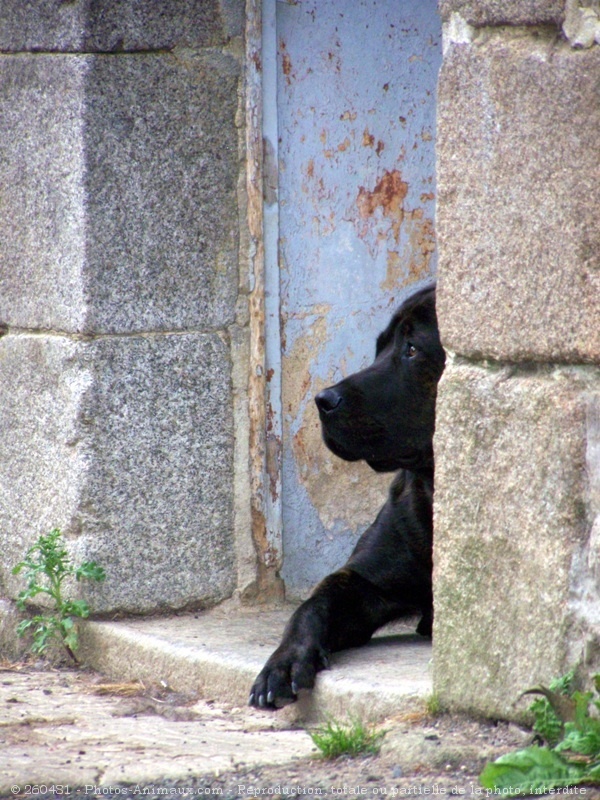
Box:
[381,250,402,292]
[311,208,335,237]
[362,129,375,148]
[376,140,385,157]
[326,46,342,74]
[378,210,436,292]
[282,53,292,83]
[357,170,408,219]
[407,214,436,280]
[337,137,351,152]
[356,169,408,244]
[280,39,293,85]
[306,159,314,178]
[340,110,357,122]
[420,191,435,203]
[244,507,284,603]
[251,50,262,72]
[266,435,281,503]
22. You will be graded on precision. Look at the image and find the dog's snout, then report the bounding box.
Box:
[315,388,343,414]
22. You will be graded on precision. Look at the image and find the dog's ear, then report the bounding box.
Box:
[375,285,436,357]
[375,312,403,355]
[400,320,414,338]
[375,324,394,356]
[375,311,417,356]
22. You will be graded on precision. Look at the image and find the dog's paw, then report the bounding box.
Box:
[248,642,330,710]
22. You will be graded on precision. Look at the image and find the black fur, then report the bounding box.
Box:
[249,285,445,709]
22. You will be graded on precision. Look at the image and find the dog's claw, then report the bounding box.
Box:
[258,694,265,707]
[248,692,254,706]
[291,680,298,695]
[267,691,274,704]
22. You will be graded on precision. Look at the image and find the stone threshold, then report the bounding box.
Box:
[79,605,432,723]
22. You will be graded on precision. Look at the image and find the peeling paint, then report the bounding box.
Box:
[282,316,389,531]
[274,0,441,596]
[292,406,389,531]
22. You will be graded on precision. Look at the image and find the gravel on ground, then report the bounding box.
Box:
[1,662,599,800]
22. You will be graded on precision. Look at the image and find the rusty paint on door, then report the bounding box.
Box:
[269,0,442,598]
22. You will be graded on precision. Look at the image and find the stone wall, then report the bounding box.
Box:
[0,0,248,629]
[433,1,600,717]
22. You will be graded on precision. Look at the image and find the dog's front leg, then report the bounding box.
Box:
[248,568,394,709]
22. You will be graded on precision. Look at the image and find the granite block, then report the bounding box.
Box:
[0,51,241,333]
[0,332,236,614]
[436,36,600,363]
[433,360,600,717]
[83,50,240,333]
[0,0,241,53]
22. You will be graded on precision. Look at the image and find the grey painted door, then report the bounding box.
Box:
[266,0,442,597]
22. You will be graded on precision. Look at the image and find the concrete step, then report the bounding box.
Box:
[80,604,433,723]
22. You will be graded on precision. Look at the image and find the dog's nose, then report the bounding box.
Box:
[315,388,343,414]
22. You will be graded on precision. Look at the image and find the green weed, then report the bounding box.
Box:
[528,669,576,746]
[426,693,442,716]
[12,528,105,662]
[480,671,600,795]
[309,717,386,759]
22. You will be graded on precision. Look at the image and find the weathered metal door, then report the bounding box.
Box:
[264,0,442,598]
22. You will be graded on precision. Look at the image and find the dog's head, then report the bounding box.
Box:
[315,285,445,473]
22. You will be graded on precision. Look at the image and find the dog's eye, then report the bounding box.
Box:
[407,343,417,358]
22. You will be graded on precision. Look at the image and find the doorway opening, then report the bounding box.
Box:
[260,0,442,600]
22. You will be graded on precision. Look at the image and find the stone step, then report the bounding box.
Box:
[80,605,433,723]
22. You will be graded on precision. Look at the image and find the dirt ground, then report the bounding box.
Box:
[1,662,599,800]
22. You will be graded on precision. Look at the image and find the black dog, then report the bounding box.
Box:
[249,285,445,709]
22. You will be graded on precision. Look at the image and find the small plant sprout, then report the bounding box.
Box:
[426,692,442,716]
[309,717,386,759]
[12,528,106,663]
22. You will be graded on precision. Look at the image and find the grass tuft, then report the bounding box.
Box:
[309,717,386,759]
[426,693,442,716]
